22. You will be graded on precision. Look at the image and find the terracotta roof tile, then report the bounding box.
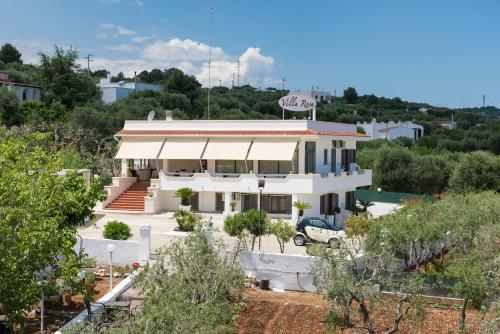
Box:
[116,129,368,137]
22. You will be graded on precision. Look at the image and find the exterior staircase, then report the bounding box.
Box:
[105,182,149,212]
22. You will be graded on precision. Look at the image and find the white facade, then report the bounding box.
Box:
[112,119,372,225]
[295,90,331,103]
[97,74,162,103]
[0,72,41,105]
[357,118,424,141]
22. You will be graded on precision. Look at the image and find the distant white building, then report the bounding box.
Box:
[295,90,331,103]
[0,72,41,105]
[357,118,424,141]
[437,115,457,130]
[97,73,162,103]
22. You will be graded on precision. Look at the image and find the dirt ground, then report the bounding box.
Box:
[235,288,492,334]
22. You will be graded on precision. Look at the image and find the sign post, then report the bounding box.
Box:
[278,94,317,120]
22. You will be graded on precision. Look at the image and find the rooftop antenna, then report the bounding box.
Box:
[147,110,155,121]
[84,54,93,71]
[207,6,214,119]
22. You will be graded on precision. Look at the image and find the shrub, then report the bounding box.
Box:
[223,209,269,251]
[102,221,132,240]
[172,209,201,232]
[269,218,296,253]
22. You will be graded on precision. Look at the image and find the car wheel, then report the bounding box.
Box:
[328,238,340,249]
[294,234,306,246]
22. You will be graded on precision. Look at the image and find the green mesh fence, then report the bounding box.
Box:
[356,189,433,204]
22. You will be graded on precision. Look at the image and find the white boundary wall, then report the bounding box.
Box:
[75,225,151,265]
[238,251,320,292]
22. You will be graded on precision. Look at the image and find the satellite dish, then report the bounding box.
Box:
[147,110,155,121]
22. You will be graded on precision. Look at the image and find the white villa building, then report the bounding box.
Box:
[357,118,424,141]
[0,72,41,105]
[100,118,372,225]
[97,74,162,103]
[295,89,332,103]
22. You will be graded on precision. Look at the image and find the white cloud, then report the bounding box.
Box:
[142,38,227,62]
[81,38,277,87]
[104,44,138,52]
[96,32,109,39]
[131,35,152,43]
[135,0,144,6]
[117,26,136,36]
[98,23,114,29]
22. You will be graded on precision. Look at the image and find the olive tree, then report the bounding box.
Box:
[133,229,245,333]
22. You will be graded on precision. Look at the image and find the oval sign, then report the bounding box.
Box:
[278,94,317,111]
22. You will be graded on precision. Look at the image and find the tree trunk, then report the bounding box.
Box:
[342,297,353,326]
[355,298,374,334]
[459,298,468,331]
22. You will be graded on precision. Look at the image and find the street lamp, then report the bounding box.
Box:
[257,179,265,251]
[106,244,116,292]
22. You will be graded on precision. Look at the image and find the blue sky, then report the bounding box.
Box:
[1,0,499,108]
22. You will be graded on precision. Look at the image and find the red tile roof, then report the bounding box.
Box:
[116,129,369,137]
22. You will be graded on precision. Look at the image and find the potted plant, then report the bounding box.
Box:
[230,201,236,212]
[175,187,194,211]
[84,272,97,291]
[293,201,312,218]
[172,209,201,232]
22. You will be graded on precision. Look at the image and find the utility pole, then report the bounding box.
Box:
[207,7,214,119]
[232,73,235,88]
[281,77,287,91]
[483,94,486,108]
[84,54,93,72]
[219,79,222,87]
[237,60,240,87]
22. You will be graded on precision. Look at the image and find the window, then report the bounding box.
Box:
[332,140,345,148]
[270,195,289,214]
[215,160,246,174]
[320,193,339,215]
[305,142,316,173]
[341,149,356,172]
[309,219,325,228]
[323,149,328,165]
[345,191,356,210]
[259,161,294,174]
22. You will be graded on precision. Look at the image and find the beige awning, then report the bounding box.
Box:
[247,140,298,161]
[158,139,207,160]
[202,139,252,160]
[115,138,165,159]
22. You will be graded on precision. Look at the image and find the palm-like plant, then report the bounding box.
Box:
[293,201,312,217]
[175,187,194,206]
[356,199,374,212]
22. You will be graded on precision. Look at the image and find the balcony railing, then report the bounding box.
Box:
[158,169,372,194]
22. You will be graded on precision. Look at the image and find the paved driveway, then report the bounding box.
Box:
[79,212,309,255]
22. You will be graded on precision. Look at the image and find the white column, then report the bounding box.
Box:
[139,224,152,264]
[291,193,298,221]
[223,192,232,217]
[121,159,129,177]
[298,141,305,174]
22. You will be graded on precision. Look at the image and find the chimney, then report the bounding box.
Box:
[165,110,173,121]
